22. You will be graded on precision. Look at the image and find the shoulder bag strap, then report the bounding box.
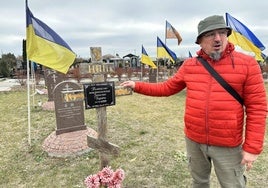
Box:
[197,57,244,106]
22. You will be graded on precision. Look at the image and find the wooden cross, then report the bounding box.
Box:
[87,47,119,169]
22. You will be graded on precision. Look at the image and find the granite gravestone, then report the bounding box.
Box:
[46,71,65,101]
[149,68,157,83]
[54,81,86,135]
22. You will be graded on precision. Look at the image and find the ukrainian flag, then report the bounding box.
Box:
[26,3,76,74]
[157,37,177,63]
[226,13,265,61]
[141,45,157,69]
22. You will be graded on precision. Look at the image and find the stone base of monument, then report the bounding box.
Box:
[41,101,55,111]
[42,127,97,158]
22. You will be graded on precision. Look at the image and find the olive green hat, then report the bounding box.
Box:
[195,15,232,44]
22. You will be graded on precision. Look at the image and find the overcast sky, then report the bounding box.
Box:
[1,0,268,59]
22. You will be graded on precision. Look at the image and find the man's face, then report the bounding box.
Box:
[199,29,229,61]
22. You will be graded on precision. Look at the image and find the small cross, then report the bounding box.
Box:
[52,74,57,83]
[64,84,70,91]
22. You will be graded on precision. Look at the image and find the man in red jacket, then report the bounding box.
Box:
[121,15,267,187]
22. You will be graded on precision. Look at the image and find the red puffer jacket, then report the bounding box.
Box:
[134,43,267,154]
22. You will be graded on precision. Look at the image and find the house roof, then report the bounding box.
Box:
[123,53,138,58]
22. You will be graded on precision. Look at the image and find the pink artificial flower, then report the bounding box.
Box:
[99,166,114,185]
[84,167,125,188]
[84,174,101,188]
[113,169,125,183]
[107,169,125,188]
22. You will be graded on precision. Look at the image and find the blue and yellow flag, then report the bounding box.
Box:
[26,3,76,74]
[157,37,177,63]
[165,21,182,45]
[141,45,157,69]
[226,13,265,61]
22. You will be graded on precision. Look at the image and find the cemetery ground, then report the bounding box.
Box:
[0,83,268,188]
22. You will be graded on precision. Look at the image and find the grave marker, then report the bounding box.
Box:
[149,68,157,83]
[86,47,119,169]
[45,71,65,101]
[54,81,86,135]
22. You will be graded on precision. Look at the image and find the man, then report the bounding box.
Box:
[121,15,267,187]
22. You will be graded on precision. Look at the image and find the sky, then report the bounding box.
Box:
[1,0,268,59]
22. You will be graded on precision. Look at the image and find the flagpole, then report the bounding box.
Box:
[27,61,31,146]
[156,37,160,82]
[165,20,167,45]
[140,63,143,81]
[157,60,159,83]
[26,0,31,146]
[164,22,168,80]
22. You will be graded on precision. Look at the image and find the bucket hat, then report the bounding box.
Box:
[195,15,232,44]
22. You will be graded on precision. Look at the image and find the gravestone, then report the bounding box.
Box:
[46,71,65,101]
[79,62,89,75]
[54,81,86,135]
[149,68,157,83]
[43,68,54,86]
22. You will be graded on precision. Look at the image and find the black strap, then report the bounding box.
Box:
[197,57,244,106]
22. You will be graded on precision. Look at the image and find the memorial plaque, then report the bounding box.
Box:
[54,81,86,135]
[115,86,132,96]
[83,82,115,109]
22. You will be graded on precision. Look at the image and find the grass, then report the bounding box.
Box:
[0,83,267,187]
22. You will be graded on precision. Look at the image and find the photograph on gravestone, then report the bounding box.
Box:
[90,47,102,62]
[53,81,86,135]
[83,81,115,109]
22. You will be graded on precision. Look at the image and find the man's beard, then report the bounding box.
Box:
[209,51,221,61]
